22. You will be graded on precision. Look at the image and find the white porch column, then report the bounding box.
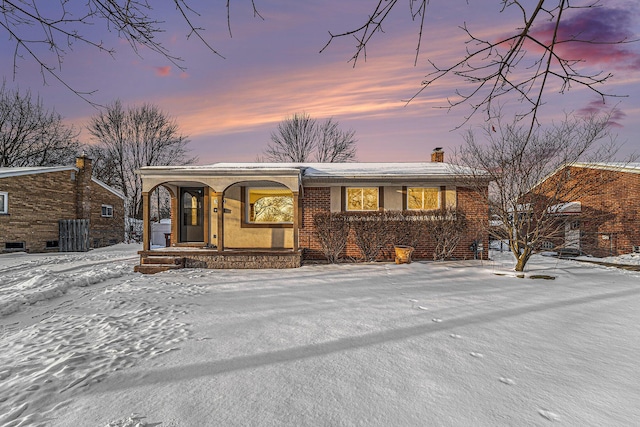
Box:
[216,192,224,251]
[293,192,299,251]
[142,191,151,251]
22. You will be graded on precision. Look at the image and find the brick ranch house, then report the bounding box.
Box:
[533,162,640,257]
[135,150,490,272]
[0,156,125,253]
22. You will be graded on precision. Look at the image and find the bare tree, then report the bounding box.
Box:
[322,1,634,136]
[315,118,357,162]
[0,82,80,167]
[87,100,196,221]
[454,112,621,271]
[263,113,357,162]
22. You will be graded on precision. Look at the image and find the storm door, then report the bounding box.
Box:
[180,187,204,242]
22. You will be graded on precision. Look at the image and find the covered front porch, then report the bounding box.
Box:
[135,165,304,272]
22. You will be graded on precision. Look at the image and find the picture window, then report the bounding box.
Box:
[246,188,293,224]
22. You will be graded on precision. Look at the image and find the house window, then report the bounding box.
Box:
[407,187,439,210]
[5,242,25,251]
[541,241,554,250]
[101,204,113,217]
[46,240,59,249]
[247,188,293,223]
[346,187,379,211]
[0,192,7,214]
[182,189,203,226]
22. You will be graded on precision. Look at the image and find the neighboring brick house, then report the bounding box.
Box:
[0,156,125,253]
[535,163,640,257]
[134,149,490,271]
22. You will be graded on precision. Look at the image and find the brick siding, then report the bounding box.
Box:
[299,187,331,259]
[562,167,640,256]
[0,161,125,252]
[299,186,489,262]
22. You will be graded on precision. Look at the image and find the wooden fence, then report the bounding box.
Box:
[59,219,90,252]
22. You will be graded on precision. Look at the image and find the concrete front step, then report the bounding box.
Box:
[134,263,183,274]
[141,256,184,265]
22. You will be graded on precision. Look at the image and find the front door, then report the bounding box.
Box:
[180,187,204,243]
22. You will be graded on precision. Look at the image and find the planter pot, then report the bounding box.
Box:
[394,245,414,264]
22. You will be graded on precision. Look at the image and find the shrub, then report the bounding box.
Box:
[312,212,350,263]
[388,210,430,248]
[425,207,468,260]
[347,211,394,262]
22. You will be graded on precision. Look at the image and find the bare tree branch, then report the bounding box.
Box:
[323,0,636,134]
[1,1,263,102]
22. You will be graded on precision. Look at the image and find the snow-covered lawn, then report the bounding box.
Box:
[1,245,640,426]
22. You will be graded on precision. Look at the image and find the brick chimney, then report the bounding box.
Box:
[75,154,93,219]
[431,147,444,162]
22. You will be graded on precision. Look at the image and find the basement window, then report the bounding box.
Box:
[0,191,7,214]
[5,242,25,251]
[46,240,59,249]
[101,204,114,217]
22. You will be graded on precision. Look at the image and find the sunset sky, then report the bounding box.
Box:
[1,1,639,164]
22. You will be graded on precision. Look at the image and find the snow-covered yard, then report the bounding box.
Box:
[1,245,640,426]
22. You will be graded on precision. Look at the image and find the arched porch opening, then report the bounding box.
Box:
[142,180,209,251]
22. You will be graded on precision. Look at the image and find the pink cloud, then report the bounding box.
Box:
[155,66,172,77]
[530,7,640,71]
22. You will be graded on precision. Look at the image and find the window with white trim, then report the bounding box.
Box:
[0,192,7,214]
[407,187,439,210]
[101,204,113,217]
[247,188,293,223]
[346,187,379,211]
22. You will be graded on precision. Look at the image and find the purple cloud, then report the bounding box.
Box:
[576,99,626,127]
[531,6,640,71]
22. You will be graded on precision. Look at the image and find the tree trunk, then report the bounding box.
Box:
[514,248,531,272]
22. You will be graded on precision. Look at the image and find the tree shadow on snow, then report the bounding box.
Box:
[93,285,640,392]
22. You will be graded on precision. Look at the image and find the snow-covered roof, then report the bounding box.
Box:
[139,162,486,180]
[0,165,124,199]
[572,162,640,174]
[548,201,581,214]
[0,165,76,178]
